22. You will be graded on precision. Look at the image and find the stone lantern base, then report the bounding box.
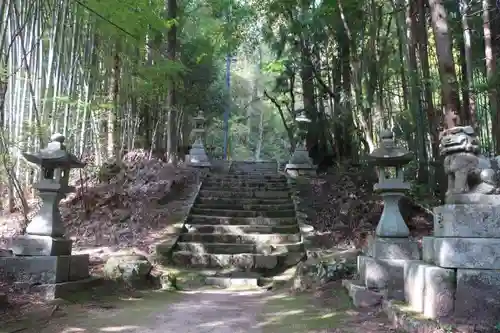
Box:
[0,247,96,300]
[187,140,211,169]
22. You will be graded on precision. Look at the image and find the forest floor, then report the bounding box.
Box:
[0,155,434,332]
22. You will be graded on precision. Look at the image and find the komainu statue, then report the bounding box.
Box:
[440,126,499,197]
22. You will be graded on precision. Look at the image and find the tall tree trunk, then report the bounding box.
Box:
[428,0,462,129]
[483,0,500,153]
[165,0,178,164]
[417,0,439,159]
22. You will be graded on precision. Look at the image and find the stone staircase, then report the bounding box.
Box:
[168,161,305,287]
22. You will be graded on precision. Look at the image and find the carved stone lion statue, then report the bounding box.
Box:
[440,126,499,196]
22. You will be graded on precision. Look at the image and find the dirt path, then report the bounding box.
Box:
[2,284,395,333]
[132,290,266,333]
[2,290,267,333]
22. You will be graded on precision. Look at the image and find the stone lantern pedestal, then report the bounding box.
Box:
[187,110,211,169]
[0,134,97,300]
[285,111,316,177]
[343,130,419,306]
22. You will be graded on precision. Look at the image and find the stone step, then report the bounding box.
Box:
[196,197,292,206]
[178,232,302,244]
[190,208,295,218]
[201,183,289,190]
[184,224,300,234]
[203,271,263,289]
[187,215,297,226]
[170,251,304,270]
[207,174,285,181]
[193,203,295,211]
[229,172,279,176]
[198,190,289,199]
[175,242,304,255]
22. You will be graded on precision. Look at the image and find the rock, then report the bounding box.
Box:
[291,254,357,292]
[103,254,153,286]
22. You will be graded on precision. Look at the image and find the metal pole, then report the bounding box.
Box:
[223,54,230,160]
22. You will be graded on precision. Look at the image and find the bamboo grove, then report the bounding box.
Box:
[2,0,500,210]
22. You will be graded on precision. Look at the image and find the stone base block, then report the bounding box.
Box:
[422,236,434,263]
[342,279,383,307]
[14,277,101,300]
[358,255,406,292]
[404,261,455,318]
[434,204,500,238]
[10,235,72,256]
[383,300,492,333]
[433,237,500,269]
[455,269,500,323]
[0,254,89,285]
[365,237,420,260]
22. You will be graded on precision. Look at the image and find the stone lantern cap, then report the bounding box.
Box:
[23,133,85,169]
[368,130,413,167]
[193,110,205,122]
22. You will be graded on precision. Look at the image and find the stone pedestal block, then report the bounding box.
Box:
[0,255,70,284]
[422,236,434,263]
[358,255,406,294]
[366,237,420,260]
[10,235,72,256]
[0,254,90,286]
[434,204,500,238]
[423,265,455,319]
[342,279,383,307]
[404,261,431,312]
[69,255,90,281]
[432,237,500,269]
[455,269,500,323]
[404,262,455,318]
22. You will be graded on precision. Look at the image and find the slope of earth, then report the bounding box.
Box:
[0,150,202,322]
[299,163,434,250]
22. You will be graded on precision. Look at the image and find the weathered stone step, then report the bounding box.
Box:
[202,182,289,190]
[196,197,292,205]
[187,215,297,226]
[193,203,295,211]
[171,251,304,270]
[179,232,301,244]
[190,208,295,218]
[229,172,279,176]
[198,189,289,199]
[176,242,304,255]
[203,271,263,289]
[207,174,285,181]
[184,224,300,234]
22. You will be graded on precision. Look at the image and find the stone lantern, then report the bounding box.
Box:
[369,129,413,237]
[285,110,316,177]
[342,129,420,307]
[11,133,85,256]
[187,110,211,168]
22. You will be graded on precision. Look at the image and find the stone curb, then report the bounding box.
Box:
[154,175,207,263]
[383,300,498,333]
